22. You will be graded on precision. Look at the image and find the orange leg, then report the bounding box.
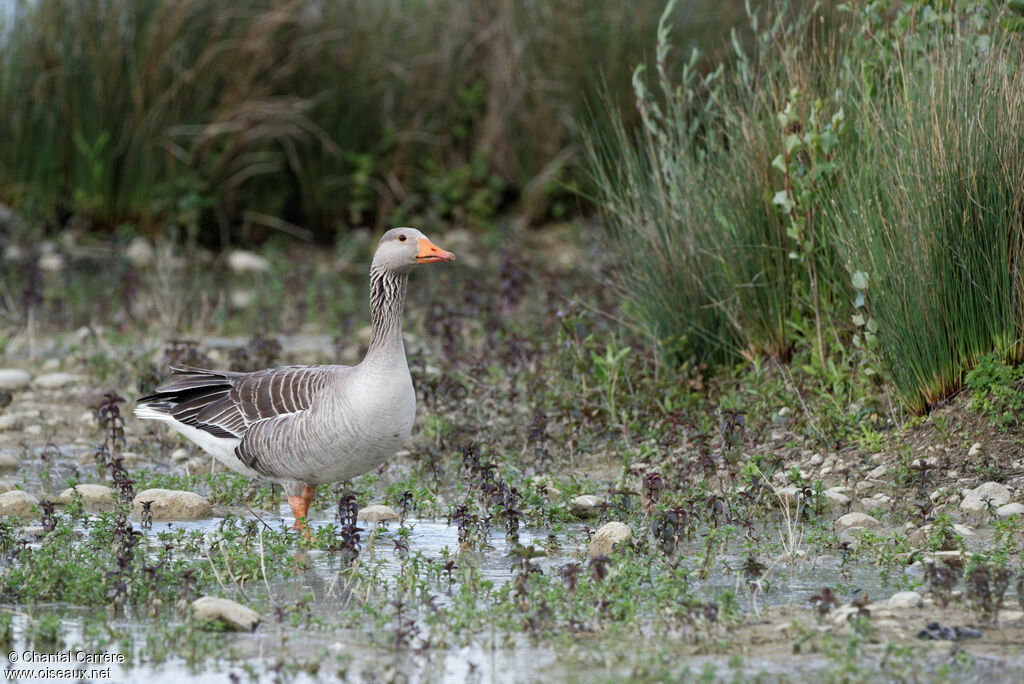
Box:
[289,484,317,536]
[288,495,309,531]
[302,484,317,508]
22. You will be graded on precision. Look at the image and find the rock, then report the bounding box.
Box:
[38,252,64,272]
[0,482,13,494]
[0,415,20,431]
[125,237,154,267]
[0,490,39,517]
[183,457,207,473]
[2,244,22,262]
[356,504,399,523]
[132,489,212,520]
[868,465,887,479]
[922,550,967,567]
[119,452,141,467]
[835,512,880,533]
[917,621,981,641]
[227,250,270,274]
[960,481,1012,520]
[529,475,560,500]
[170,448,190,464]
[872,493,894,506]
[229,290,254,309]
[192,596,261,632]
[968,443,982,457]
[855,497,881,514]
[824,490,851,513]
[838,526,868,547]
[1000,610,1024,626]
[0,453,18,470]
[905,561,926,578]
[830,605,866,626]
[569,495,604,518]
[57,484,117,512]
[775,486,799,508]
[966,481,1012,502]
[997,502,1024,518]
[953,524,980,543]
[808,453,823,466]
[0,369,30,390]
[855,493,893,514]
[887,591,923,610]
[908,457,927,470]
[588,521,632,559]
[32,372,82,390]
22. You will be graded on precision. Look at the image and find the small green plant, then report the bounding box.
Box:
[855,425,883,453]
[965,352,1024,430]
[965,561,1013,624]
[0,613,12,652]
[591,342,631,421]
[926,513,960,552]
[771,89,847,368]
[27,614,63,652]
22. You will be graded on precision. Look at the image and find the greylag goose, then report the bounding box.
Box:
[134,228,454,530]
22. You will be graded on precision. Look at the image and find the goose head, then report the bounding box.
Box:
[373,227,455,273]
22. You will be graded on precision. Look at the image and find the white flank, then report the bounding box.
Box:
[134,405,263,479]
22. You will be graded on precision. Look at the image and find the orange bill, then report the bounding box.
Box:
[416,237,456,263]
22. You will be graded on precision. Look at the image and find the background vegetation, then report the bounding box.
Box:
[3,0,1024,419]
[0,0,744,242]
[587,0,1024,414]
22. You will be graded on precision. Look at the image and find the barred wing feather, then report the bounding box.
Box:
[137,365,335,440]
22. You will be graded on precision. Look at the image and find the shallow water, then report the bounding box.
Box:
[1,504,914,683]
[3,514,581,683]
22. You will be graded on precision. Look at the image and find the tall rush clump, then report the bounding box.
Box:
[832,41,1024,414]
[585,0,850,366]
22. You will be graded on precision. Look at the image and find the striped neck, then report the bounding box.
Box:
[366,266,409,358]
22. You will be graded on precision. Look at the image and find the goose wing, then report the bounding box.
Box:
[138,365,335,440]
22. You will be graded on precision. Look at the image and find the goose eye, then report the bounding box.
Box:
[398,234,407,242]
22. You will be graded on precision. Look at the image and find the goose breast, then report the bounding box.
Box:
[238,364,415,484]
